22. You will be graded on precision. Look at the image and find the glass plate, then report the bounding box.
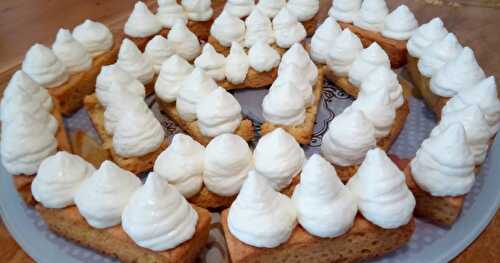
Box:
[1,80,499,263]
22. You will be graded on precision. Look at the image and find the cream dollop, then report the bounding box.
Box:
[256,0,286,18]
[225,41,250,84]
[22,44,69,88]
[328,0,361,23]
[274,65,313,106]
[327,29,363,76]
[167,21,201,61]
[52,29,92,73]
[432,105,493,164]
[117,39,155,84]
[194,44,226,81]
[349,88,396,138]
[124,1,162,38]
[244,8,275,47]
[1,71,53,112]
[154,54,193,103]
[417,33,463,77]
[253,128,305,190]
[224,0,255,18]
[279,43,318,85]
[273,7,307,48]
[196,87,242,137]
[292,154,357,238]
[156,0,188,28]
[203,134,253,196]
[1,114,57,175]
[144,35,174,73]
[310,17,342,64]
[122,172,198,251]
[287,0,320,21]
[443,77,500,134]
[112,105,165,158]
[348,42,390,87]
[228,171,297,248]
[181,0,213,21]
[430,47,486,97]
[347,148,415,229]
[381,5,418,41]
[74,161,141,228]
[176,67,218,121]
[95,64,146,107]
[0,91,57,135]
[103,87,149,135]
[154,134,204,198]
[262,81,306,126]
[73,19,114,57]
[407,17,448,58]
[321,109,377,167]
[411,123,475,197]
[360,66,404,108]
[248,40,280,72]
[210,11,246,47]
[31,151,94,208]
[354,0,389,32]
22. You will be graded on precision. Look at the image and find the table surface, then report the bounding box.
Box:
[0,0,499,262]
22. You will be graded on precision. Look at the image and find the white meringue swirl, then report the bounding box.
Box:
[347,148,415,229]
[32,151,94,208]
[194,44,226,81]
[411,123,476,197]
[292,154,357,238]
[74,160,141,228]
[176,67,218,121]
[196,87,242,137]
[228,171,297,248]
[52,28,92,73]
[22,44,69,88]
[124,1,162,38]
[321,109,377,167]
[154,134,204,198]
[154,55,194,103]
[122,172,198,251]
[203,134,253,196]
[253,128,305,190]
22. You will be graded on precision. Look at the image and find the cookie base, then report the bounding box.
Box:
[406,54,447,119]
[302,15,318,37]
[37,205,211,263]
[404,166,464,226]
[220,210,416,263]
[187,19,213,41]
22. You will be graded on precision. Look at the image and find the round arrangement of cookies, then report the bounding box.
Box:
[1,0,499,262]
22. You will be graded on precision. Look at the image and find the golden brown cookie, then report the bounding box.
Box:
[220,209,416,263]
[404,166,464,226]
[37,205,211,263]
